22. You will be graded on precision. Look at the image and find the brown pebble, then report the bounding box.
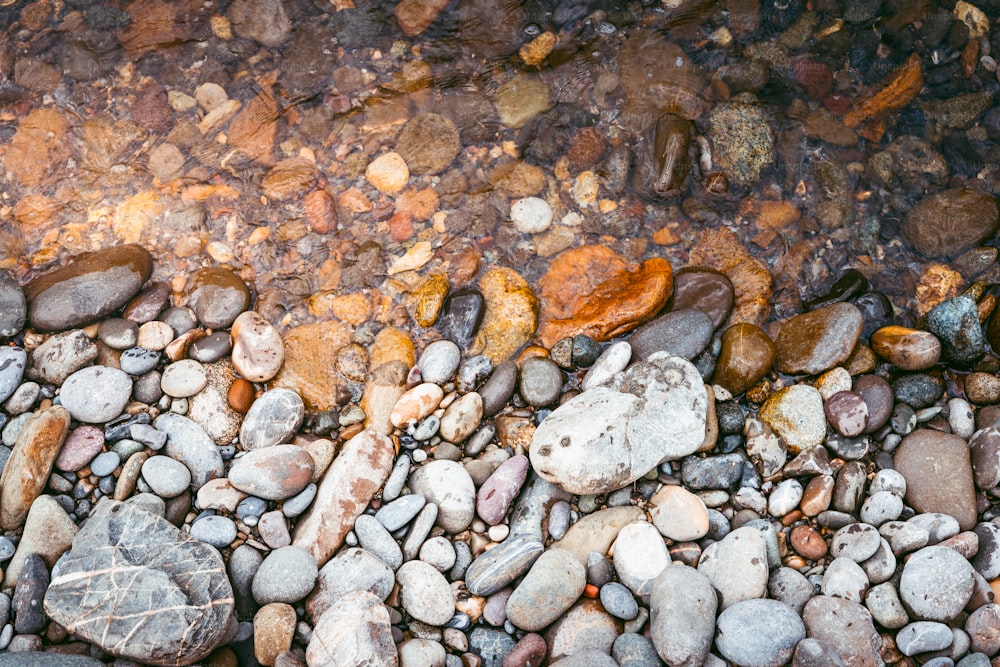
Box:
[714,322,775,396]
[965,372,1000,405]
[790,524,828,560]
[800,475,834,517]
[870,326,942,370]
[228,378,256,413]
[504,632,547,667]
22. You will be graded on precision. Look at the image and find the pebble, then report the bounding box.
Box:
[465,536,544,596]
[0,406,71,531]
[254,603,296,665]
[714,323,775,395]
[306,546,394,622]
[391,383,443,429]
[55,425,105,472]
[160,359,207,397]
[27,330,96,386]
[612,520,670,600]
[629,309,713,362]
[900,545,975,622]
[239,388,305,450]
[831,522,882,562]
[531,354,707,495]
[600,581,638,620]
[58,365,132,423]
[154,413,225,489]
[306,590,396,666]
[119,347,161,375]
[774,302,864,374]
[897,621,956,656]
[24,245,153,331]
[902,187,1000,258]
[518,357,563,407]
[252,545,318,605]
[866,581,909,629]
[871,326,942,370]
[228,445,315,500]
[768,478,803,517]
[895,429,978,530]
[365,151,410,195]
[437,289,485,351]
[185,267,251,329]
[375,493,426,531]
[697,526,768,609]
[825,390,869,437]
[409,459,476,533]
[649,564,717,666]
[510,197,553,234]
[190,514,238,548]
[758,385,826,452]
[354,514,403,570]
[419,536,456,571]
[853,374,893,433]
[230,311,284,382]
[821,556,869,602]
[581,341,632,391]
[476,454,528,525]
[480,361,518,418]
[648,485,709,541]
[418,339,462,384]
[0,272,26,336]
[438,391,483,443]
[396,559,455,626]
[716,598,806,666]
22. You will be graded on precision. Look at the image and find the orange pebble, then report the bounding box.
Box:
[583,584,599,599]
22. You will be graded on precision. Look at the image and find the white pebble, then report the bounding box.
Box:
[510,197,553,234]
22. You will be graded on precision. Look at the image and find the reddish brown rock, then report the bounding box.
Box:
[894,429,978,531]
[536,245,672,348]
[790,525,828,560]
[228,445,315,501]
[395,0,451,36]
[774,302,864,375]
[292,430,395,568]
[713,323,775,395]
[0,406,71,530]
[870,326,942,370]
[902,188,999,259]
[689,228,773,327]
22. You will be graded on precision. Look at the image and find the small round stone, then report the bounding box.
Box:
[190,514,238,548]
[825,391,869,437]
[252,546,319,605]
[599,582,638,620]
[418,340,462,385]
[141,455,192,498]
[160,359,208,398]
[518,357,563,407]
[59,366,133,423]
[90,451,121,477]
[715,598,806,667]
[510,197,553,234]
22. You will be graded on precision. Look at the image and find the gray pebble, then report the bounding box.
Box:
[282,483,317,518]
[382,455,411,503]
[457,355,493,393]
[600,581,638,620]
[419,536,456,572]
[376,493,426,532]
[0,347,26,404]
[767,566,815,615]
[237,496,267,521]
[252,545,318,605]
[860,491,904,526]
[4,382,38,415]
[896,621,955,656]
[907,513,961,544]
[190,514,237,548]
[613,632,661,667]
[402,503,439,562]
[60,365,132,423]
[89,451,121,477]
[830,522,881,562]
[140,455,191,497]
[518,357,563,407]
[821,557,868,602]
[715,598,805,667]
[479,361,518,418]
[548,500,571,540]
[418,340,461,385]
[355,514,403,570]
[900,545,975,622]
[466,535,544,596]
[119,347,161,375]
[865,581,908,629]
[870,469,906,497]
[412,414,440,441]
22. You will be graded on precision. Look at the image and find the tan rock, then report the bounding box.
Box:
[0,406,71,530]
[269,320,353,412]
[689,228,773,327]
[293,430,395,568]
[395,0,451,36]
[3,495,77,588]
[231,311,285,382]
[365,152,409,195]
[391,383,444,429]
[536,245,673,348]
[470,268,539,363]
[649,486,709,541]
[552,506,646,564]
[254,603,296,666]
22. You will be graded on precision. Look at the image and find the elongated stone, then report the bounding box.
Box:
[0,406,71,530]
[465,535,545,597]
[293,430,394,568]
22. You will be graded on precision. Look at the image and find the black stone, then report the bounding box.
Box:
[891,373,945,409]
[803,269,869,312]
[571,334,601,368]
[469,627,517,667]
[717,402,746,435]
[12,554,48,634]
[437,288,485,349]
[852,291,895,340]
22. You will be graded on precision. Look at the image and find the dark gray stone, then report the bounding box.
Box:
[12,554,48,634]
[469,627,517,667]
[0,272,25,337]
[928,295,985,364]
[0,347,26,405]
[465,535,544,596]
[43,499,235,666]
[629,308,713,362]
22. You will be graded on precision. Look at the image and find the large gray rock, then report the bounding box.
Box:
[43,499,235,666]
[715,598,806,666]
[529,353,707,494]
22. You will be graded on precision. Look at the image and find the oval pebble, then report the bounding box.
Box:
[89,451,120,477]
[160,359,207,398]
[230,311,284,382]
[119,347,161,375]
[190,514,238,548]
[896,621,955,656]
[396,559,455,626]
[141,455,192,497]
[519,357,563,407]
[600,582,638,620]
[418,340,461,384]
[715,598,806,667]
[59,366,132,423]
[228,445,315,500]
[239,388,305,450]
[252,545,318,605]
[510,197,552,234]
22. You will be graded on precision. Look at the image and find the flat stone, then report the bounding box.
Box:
[293,430,394,568]
[268,320,353,412]
[476,454,529,525]
[551,506,645,564]
[55,424,104,472]
[895,429,978,530]
[306,590,398,667]
[140,455,192,498]
[801,596,883,667]
[774,302,864,375]
[465,535,545,597]
[59,365,132,423]
[43,499,235,666]
[0,406,71,530]
[896,621,955,656]
[900,545,975,622]
[902,188,1000,258]
[3,494,77,589]
[518,357,563,407]
[190,514,237,547]
[239,388,305,450]
[228,445,314,500]
[24,245,153,331]
[530,353,707,495]
[716,598,806,666]
[231,310,284,382]
[506,548,585,631]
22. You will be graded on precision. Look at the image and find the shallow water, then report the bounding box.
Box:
[3,0,996,333]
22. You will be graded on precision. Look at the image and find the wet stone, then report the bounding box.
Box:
[480,361,518,418]
[457,355,492,393]
[892,372,944,409]
[854,374,894,433]
[418,339,461,384]
[629,309,713,362]
[713,323,775,396]
[871,326,942,370]
[0,272,26,337]
[670,267,735,330]
[27,330,97,386]
[24,245,153,331]
[758,384,826,452]
[775,302,864,375]
[927,295,985,365]
[902,188,1000,259]
[825,391,869,437]
[189,331,232,363]
[230,311,283,383]
[437,289,485,350]
[395,112,461,175]
[186,266,252,330]
[895,429,977,530]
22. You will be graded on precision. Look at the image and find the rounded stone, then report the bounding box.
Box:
[902,188,1000,258]
[418,339,461,384]
[870,326,942,370]
[190,514,238,548]
[140,455,192,498]
[409,459,476,533]
[228,445,315,500]
[59,366,133,423]
[715,598,806,667]
[649,485,709,541]
[438,391,483,443]
[629,309,714,362]
[900,545,975,622]
[518,357,563,407]
[714,323,775,396]
[395,113,460,175]
[853,374,893,433]
[185,267,252,330]
[510,197,553,234]
[758,384,826,453]
[774,302,864,375]
[160,359,208,398]
[252,546,318,605]
[506,548,586,631]
[825,391,869,437]
[365,151,410,195]
[230,311,284,383]
[396,559,455,626]
[612,521,670,600]
[239,388,305,450]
